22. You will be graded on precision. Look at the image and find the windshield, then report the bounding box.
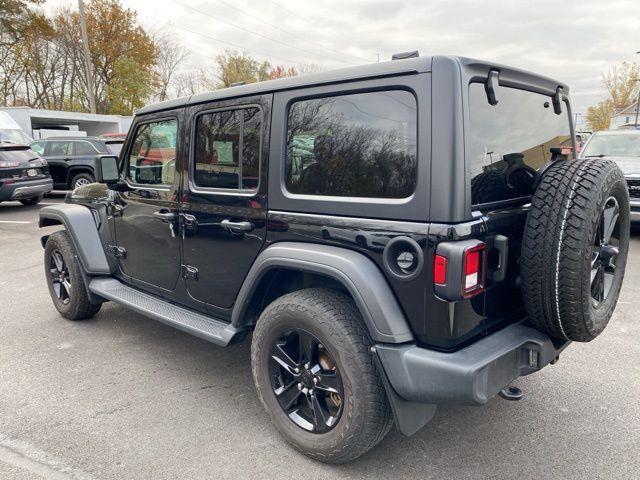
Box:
[468,83,572,205]
[582,134,640,158]
[0,129,33,145]
[0,148,39,164]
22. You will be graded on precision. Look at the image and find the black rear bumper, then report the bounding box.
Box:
[375,323,568,406]
[0,178,53,202]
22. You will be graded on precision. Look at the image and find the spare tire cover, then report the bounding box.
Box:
[521,158,630,342]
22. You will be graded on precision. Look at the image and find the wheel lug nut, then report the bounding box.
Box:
[304,363,310,369]
[313,377,318,384]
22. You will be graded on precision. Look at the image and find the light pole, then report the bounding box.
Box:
[78,0,96,114]
[635,51,640,128]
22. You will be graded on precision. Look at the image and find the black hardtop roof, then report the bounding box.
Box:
[137,55,434,116]
[136,54,570,116]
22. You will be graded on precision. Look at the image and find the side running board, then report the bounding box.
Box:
[89,277,240,347]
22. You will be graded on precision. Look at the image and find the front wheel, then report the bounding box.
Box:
[44,231,102,320]
[251,288,392,463]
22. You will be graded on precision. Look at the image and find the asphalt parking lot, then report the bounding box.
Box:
[1,195,639,480]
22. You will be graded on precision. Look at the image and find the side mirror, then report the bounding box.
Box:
[96,155,119,184]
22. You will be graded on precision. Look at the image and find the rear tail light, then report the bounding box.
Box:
[0,160,20,168]
[462,244,486,298]
[433,240,486,301]
[433,255,447,285]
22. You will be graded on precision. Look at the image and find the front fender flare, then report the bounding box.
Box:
[232,242,415,344]
[39,204,110,275]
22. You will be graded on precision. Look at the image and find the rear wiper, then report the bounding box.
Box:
[584,154,606,158]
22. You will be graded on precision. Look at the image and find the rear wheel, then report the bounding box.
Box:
[70,172,94,190]
[251,288,392,463]
[521,159,629,342]
[44,231,101,320]
[19,195,43,205]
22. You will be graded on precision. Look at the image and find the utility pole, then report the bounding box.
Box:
[635,51,640,128]
[78,0,96,114]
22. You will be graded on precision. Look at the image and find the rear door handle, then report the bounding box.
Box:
[220,219,253,232]
[153,211,177,222]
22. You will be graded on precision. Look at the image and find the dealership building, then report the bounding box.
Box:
[0,106,133,140]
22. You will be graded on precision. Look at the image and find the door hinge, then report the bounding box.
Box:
[181,264,199,280]
[106,244,127,259]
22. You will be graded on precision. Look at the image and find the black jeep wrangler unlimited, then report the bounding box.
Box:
[39,55,630,463]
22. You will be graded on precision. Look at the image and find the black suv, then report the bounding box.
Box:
[38,55,630,463]
[0,143,52,205]
[30,137,124,190]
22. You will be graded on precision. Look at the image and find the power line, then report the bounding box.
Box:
[170,0,355,66]
[172,24,312,65]
[210,0,373,64]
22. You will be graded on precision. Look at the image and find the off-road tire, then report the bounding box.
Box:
[70,172,95,190]
[19,195,43,205]
[521,159,629,342]
[44,230,102,320]
[471,169,508,204]
[251,288,393,463]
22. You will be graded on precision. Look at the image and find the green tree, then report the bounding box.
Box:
[106,56,154,114]
[211,50,271,88]
[53,0,157,114]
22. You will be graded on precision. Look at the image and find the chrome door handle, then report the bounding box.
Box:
[220,219,253,232]
[153,211,177,222]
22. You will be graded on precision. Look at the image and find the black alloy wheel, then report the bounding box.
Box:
[49,249,71,305]
[268,328,344,433]
[591,196,620,307]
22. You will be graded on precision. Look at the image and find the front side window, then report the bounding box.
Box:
[193,107,261,190]
[128,119,177,186]
[468,83,571,205]
[47,141,72,156]
[285,90,417,198]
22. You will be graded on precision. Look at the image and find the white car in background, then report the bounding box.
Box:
[0,111,33,145]
[580,129,640,221]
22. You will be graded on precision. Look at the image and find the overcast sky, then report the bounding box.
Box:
[47,0,640,121]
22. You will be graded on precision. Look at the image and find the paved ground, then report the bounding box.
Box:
[1,195,639,479]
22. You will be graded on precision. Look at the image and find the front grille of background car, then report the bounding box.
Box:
[627,179,640,199]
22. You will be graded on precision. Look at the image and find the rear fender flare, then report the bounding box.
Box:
[232,242,415,344]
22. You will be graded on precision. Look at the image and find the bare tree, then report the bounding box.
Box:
[153,30,189,101]
[173,70,204,97]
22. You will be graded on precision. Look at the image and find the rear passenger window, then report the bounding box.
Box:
[285,90,417,198]
[193,107,261,190]
[73,141,97,155]
[128,119,177,186]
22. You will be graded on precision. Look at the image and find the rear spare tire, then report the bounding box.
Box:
[522,159,629,342]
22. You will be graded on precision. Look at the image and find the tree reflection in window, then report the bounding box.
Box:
[285,91,417,199]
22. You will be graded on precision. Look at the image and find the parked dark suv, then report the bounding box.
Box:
[38,54,630,463]
[0,143,52,205]
[30,136,124,190]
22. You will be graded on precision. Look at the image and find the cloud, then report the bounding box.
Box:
[45,0,640,111]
